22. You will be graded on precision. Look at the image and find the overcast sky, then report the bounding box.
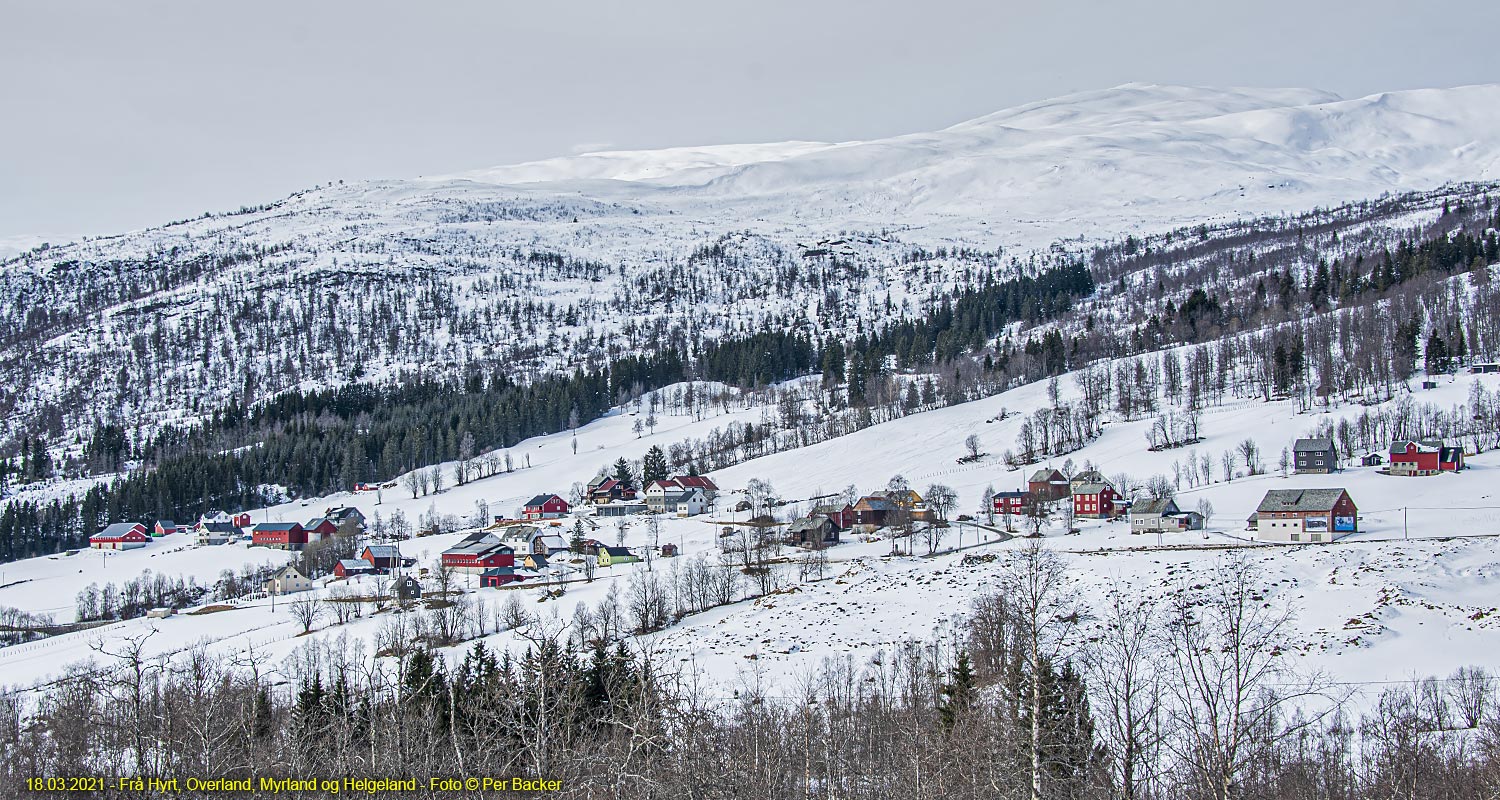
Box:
[3,0,1497,241]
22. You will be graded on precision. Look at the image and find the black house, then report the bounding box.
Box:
[1292,437,1338,474]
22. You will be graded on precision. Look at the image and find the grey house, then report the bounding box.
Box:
[1293,437,1339,474]
[1129,497,1205,534]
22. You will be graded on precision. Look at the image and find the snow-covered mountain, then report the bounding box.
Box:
[448,82,1500,244]
[3,82,1499,462]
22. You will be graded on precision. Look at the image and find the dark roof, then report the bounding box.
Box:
[1029,468,1064,483]
[1294,437,1335,452]
[481,567,518,577]
[1390,439,1441,455]
[811,503,851,515]
[1072,483,1112,495]
[525,494,564,507]
[1131,497,1179,516]
[673,475,718,491]
[601,546,634,557]
[253,521,301,532]
[1071,470,1106,484]
[200,522,237,534]
[528,554,550,568]
[787,515,833,534]
[854,496,894,512]
[363,545,400,558]
[156,520,176,527]
[93,522,146,539]
[1256,488,1349,513]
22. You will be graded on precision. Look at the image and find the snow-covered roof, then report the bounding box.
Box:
[1131,497,1178,516]
[1293,437,1335,452]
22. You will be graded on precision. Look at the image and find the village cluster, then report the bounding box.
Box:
[82,430,1471,608]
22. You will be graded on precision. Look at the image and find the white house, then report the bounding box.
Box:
[264,564,314,595]
[671,488,708,517]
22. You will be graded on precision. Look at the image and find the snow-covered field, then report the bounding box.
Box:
[3,366,1498,702]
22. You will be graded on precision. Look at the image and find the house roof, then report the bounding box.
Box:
[270,564,306,580]
[1028,468,1062,483]
[363,545,400,558]
[854,496,894,512]
[1131,497,1179,516]
[1293,437,1335,452]
[995,490,1029,498]
[1072,483,1112,496]
[787,515,833,535]
[327,507,363,520]
[337,559,373,571]
[811,503,851,515]
[200,522,237,534]
[305,517,336,529]
[1256,488,1350,513]
[93,522,147,540]
[525,494,565,507]
[1389,438,1442,455]
[673,475,718,491]
[527,554,550,568]
[588,476,614,489]
[443,534,513,557]
[645,479,681,491]
[601,546,633,557]
[534,535,569,550]
[156,520,176,528]
[481,567,518,577]
[253,521,302,533]
[1071,470,1106,484]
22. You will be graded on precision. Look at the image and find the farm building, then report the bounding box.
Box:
[251,522,308,551]
[1251,488,1359,543]
[1129,498,1204,534]
[1388,439,1465,476]
[1028,469,1070,502]
[522,494,571,520]
[90,523,150,550]
[441,532,516,574]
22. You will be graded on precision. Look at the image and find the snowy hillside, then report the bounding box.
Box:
[4,361,1499,703]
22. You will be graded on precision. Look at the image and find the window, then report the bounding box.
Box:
[1291,533,1301,541]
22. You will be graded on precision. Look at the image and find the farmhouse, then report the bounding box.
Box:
[1293,438,1339,474]
[597,546,640,567]
[522,494,571,520]
[441,531,516,573]
[196,522,237,546]
[669,487,708,517]
[1252,488,1358,543]
[528,531,571,556]
[325,507,367,530]
[1129,497,1204,534]
[1388,439,1465,476]
[1028,469,1070,502]
[264,564,313,595]
[304,517,340,541]
[1072,481,1121,520]
[1068,470,1108,494]
[153,520,177,537]
[786,515,839,549]
[251,522,308,551]
[671,475,719,503]
[586,476,637,504]
[90,523,150,550]
[992,490,1030,516]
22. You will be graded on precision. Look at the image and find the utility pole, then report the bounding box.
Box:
[1403,507,1408,540]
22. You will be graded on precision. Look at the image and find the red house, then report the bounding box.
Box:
[810,503,856,530]
[1072,481,1121,519]
[1388,439,1465,476]
[522,494,570,520]
[441,531,516,573]
[90,523,151,550]
[251,522,308,551]
[361,544,400,570]
[992,491,1030,515]
[153,520,177,537]
[305,518,340,541]
[334,559,375,578]
[1028,469,1069,502]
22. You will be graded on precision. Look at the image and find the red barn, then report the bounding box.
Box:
[90,523,150,550]
[334,559,375,578]
[1388,439,1465,476]
[251,522,308,551]
[153,520,177,537]
[811,503,856,530]
[441,531,516,573]
[232,512,252,528]
[1072,481,1121,519]
[522,494,570,520]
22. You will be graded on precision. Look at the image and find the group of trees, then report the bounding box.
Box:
[11,544,1500,798]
